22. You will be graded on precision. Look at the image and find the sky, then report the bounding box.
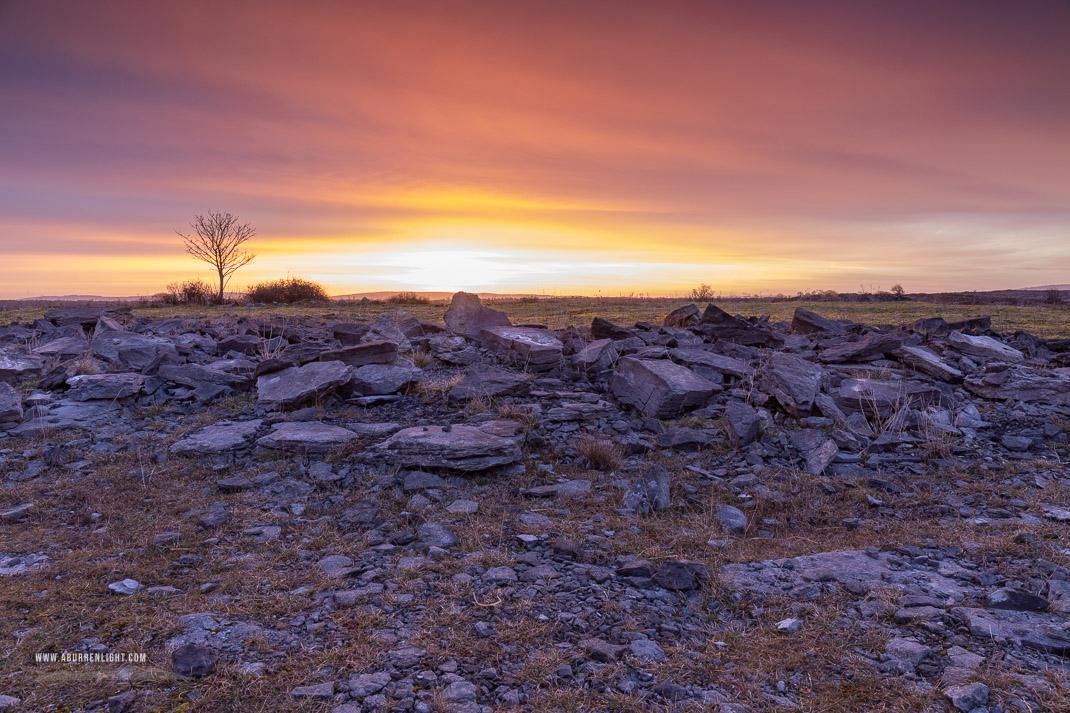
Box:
[1,0,1069,298]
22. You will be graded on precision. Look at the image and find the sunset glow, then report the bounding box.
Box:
[1,0,1068,297]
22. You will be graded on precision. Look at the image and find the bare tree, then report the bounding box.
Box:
[176,211,256,302]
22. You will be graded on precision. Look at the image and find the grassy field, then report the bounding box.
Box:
[3,298,1069,338]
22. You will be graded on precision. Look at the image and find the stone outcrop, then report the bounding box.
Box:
[609,357,719,418]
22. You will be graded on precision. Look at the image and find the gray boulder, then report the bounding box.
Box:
[91,331,179,371]
[722,400,760,447]
[0,348,44,385]
[610,357,719,418]
[791,308,845,335]
[948,332,1024,363]
[444,291,510,338]
[895,345,964,382]
[713,505,748,535]
[448,366,532,404]
[369,421,523,471]
[428,334,479,365]
[66,373,145,401]
[256,421,358,454]
[662,304,701,328]
[256,360,350,409]
[791,429,839,475]
[0,383,22,426]
[834,378,946,417]
[964,365,1070,406]
[759,353,825,417]
[170,420,263,457]
[621,465,671,513]
[669,348,751,379]
[349,360,421,396]
[480,326,564,372]
[572,338,619,373]
[818,333,903,363]
[318,340,398,367]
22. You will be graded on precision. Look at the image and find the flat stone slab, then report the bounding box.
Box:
[170,420,263,457]
[348,360,421,396]
[480,327,564,372]
[157,364,249,388]
[448,367,532,404]
[318,340,398,367]
[948,332,1024,363]
[256,421,358,453]
[66,373,145,401]
[669,348,751,379]
[759,353,826,417]
[720,550,969,600]
[0,348,44,385]
[965,366,1070,406]
[0,552,50,576]
[610,357,719,418]
[951,607,1070,655]
[896,345,964,382]
[0,383,22,424]
[444,291,511,338]
[11,399,122,433]
[257,360,351,410]
[91,331,178,371]
[369,421,523,471]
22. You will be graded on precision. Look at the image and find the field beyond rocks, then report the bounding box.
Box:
[0,294,1068,712]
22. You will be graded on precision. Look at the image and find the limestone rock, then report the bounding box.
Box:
[66,373,145,401]
[448,366,532,404]
[479,326,563,372]
[256,421,358,454]
[349,359,421,395]
[256,360,350,409]
[791,308,845,335]
[170,420,263,457]
[759,353,825,417]
[610,357,719,418]
[369,422,523,471]
[948,331,1024,362]
[318,340,398,367]
[444,291,510,338]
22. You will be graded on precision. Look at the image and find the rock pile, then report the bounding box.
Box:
[1,297,1068,711]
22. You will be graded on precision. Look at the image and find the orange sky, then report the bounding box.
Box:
[1,0,1069,298]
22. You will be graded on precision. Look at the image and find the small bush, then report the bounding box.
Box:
[690,283,714,301]
[164,278,215,305]
[1044,288,1062,305]
[574,435,622,471]
[387,291,430,304]
[246,276,330,304]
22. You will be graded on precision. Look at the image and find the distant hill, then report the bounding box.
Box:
[1020,284,1070,291]
[23,294,143,302]
[332,291,548,303]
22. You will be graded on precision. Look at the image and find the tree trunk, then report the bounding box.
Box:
[218,268,225,303]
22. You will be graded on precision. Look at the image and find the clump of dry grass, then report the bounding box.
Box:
[573,435,622,471]
[415,373,464,402]
[411,349,433,368]
[496,403,538,429]
[463,394,495,415]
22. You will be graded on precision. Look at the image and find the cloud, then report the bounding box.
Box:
[0,0,1068,296]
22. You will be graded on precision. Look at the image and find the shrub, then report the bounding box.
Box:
[690,283,714,301]
[1044,288,1062,305]
[574,435,622,471]
[245,276,330,304]
[165,278,215,305]
[387,291,430,304]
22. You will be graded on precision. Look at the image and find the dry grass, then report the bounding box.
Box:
[573,435,623,471]
[7,298,1066,337]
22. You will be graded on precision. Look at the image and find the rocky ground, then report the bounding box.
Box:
[0,293,1067,713]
